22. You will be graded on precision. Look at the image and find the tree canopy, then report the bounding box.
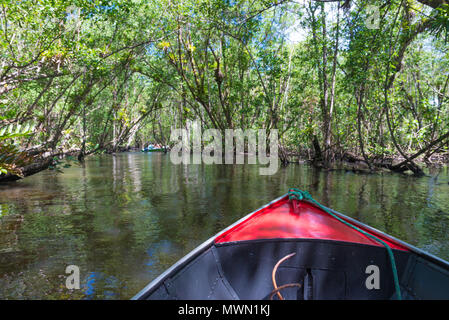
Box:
[1,0,449,178]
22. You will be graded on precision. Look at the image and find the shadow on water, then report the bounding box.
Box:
[0,152,448,299]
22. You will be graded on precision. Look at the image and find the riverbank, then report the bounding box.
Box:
[1,144,448,184]
[0,145,142,183]
[281,148,449,176]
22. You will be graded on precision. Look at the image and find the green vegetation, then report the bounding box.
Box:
[1,0,449,180]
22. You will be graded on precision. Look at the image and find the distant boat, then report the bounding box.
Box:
[141,147,165,152]
[141,145,167,152]
[133,189,449,300]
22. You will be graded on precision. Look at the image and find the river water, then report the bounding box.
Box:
[0,152,448,299]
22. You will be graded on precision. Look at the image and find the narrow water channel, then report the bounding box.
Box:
[0,152,448,299]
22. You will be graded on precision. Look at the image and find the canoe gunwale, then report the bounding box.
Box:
[214,236,409,252]
[321,203,449,270]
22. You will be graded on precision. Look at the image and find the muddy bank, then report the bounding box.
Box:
[282,148,449,176]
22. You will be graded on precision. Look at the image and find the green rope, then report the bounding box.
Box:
[288,188,402,300]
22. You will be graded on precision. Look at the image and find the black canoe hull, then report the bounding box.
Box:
[134,238,449,300]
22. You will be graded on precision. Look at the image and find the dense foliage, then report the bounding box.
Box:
[1,0,449,178]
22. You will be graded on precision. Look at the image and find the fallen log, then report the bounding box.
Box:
[0,147,81,183]
[342,151,425,176]
[0,157,53,182]
[391,130,449,171]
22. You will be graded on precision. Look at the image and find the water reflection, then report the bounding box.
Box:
[0,152,448,299]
